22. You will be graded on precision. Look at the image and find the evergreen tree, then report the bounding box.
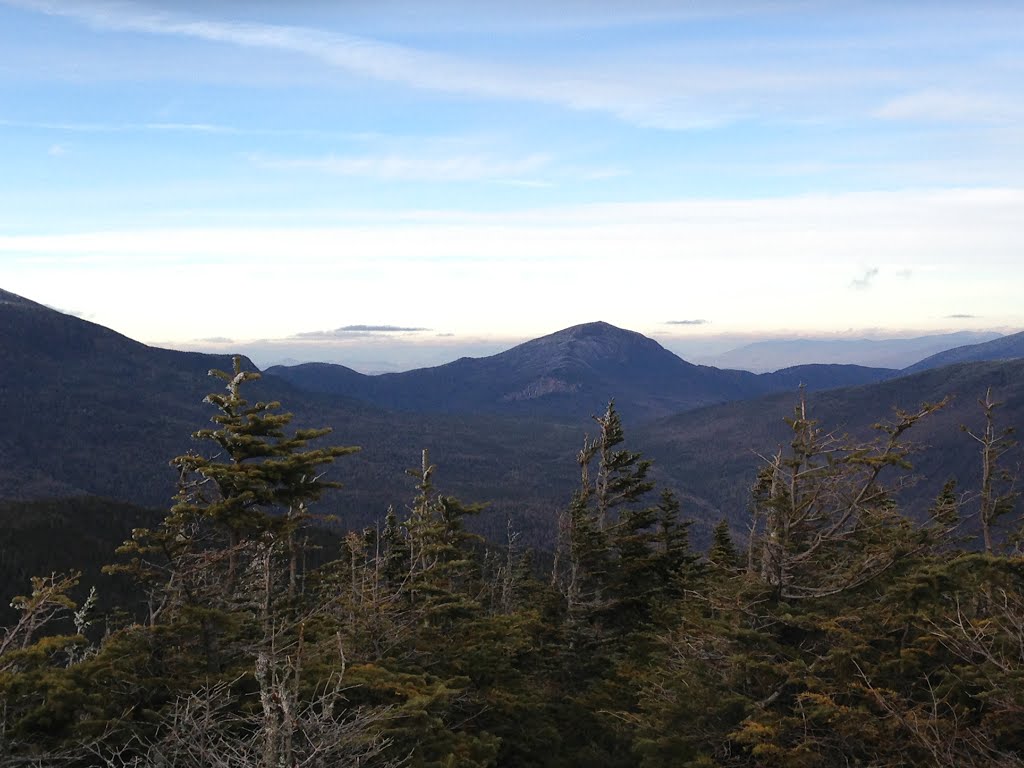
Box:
[552,401,656,630]
[747,393,946,600]
[708,519,740,571]
[403,449,485,627]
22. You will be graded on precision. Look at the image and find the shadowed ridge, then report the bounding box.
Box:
[904,330,1024,373]
[0,285,273,505]
[0,288,46,308]
[0,285,259,373]
[267,319,764,423]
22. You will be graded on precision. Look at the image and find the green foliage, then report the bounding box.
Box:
[5,380,1024,767]
[746,394,947,600]
[708,519,740,571]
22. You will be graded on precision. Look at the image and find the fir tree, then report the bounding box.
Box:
[708,519,740,571]
[747,392,946,600]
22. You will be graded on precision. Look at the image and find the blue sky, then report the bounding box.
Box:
[1,0,1023,369]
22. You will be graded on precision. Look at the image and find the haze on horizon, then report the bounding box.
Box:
[2,0,1023,371]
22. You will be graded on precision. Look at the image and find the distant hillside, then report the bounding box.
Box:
[0,289,583,548]
[760,363,898,391]
[0,496,160,624]
[267,323,896,424]
[3,287,1018,554]
[903,329,1024,373]
[638,359,1024,539]
[0,290,252,503]
[266,321,761,424]
[701,331,1002,372]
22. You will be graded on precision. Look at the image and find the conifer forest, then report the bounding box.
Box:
[2,358,1023,768]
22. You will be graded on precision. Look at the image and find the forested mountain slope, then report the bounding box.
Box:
[1,286,1019,551]
[3,356,1024,767]
[903,328,1024,373]
[0,289,582,545]
[267,321,896,423]
[267,321,763,424]
[639,358,1024,535]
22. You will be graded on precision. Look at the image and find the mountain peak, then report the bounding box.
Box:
[561,320,620,334]
[552,320,634,339]
[515,321,666,367]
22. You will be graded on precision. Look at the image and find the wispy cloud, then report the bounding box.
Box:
[666,319,709,325]
[0,117,237,133]
[0,0,922,130]
[47,143,66,156]
[252,152,550,182]
[337,325,430,333]
[3,1,557,102]
[850,267,879,290]
[5,189,1023,341]
[945,313,979,319]
[876,88,1024,123]
[293,325,431,340]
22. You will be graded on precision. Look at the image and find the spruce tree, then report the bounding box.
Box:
[708,519,739,571]
[113,356,359,672]
[747,393,945,600]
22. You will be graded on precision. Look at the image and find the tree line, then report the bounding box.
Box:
[1,359,1021,766]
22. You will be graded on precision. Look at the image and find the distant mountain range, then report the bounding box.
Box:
[903,330,1024,373]
[0,288,583,546]
[1,286,1022,550]
[697,331,1003,372]
[638,358,1024,533]
[266,321,898,424]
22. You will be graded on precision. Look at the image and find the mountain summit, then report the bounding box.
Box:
[269,321,759,423]
[512,321,668,364]
[269,320,898,423]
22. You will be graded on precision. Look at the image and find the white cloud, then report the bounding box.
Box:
[876,88,1024,123]
[0,117,238,133]
[251,152,550,182]
[0,0,937,129]
[4,188,1023,342]
[47,143,66,156]
[850,267,879,290]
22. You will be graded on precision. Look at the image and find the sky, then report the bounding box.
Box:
[1,0,1023,370]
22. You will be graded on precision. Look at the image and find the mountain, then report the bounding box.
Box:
[4,287,1012,554]
[0,288,260,502]
[759,363,898,391]
[0,289,583,547]
[267,322,896,424]
[903,330,1024,373]
[699,331,1002,372]
[0,287,46,308]
[266,321,757,424]
[637,358,1024,540]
